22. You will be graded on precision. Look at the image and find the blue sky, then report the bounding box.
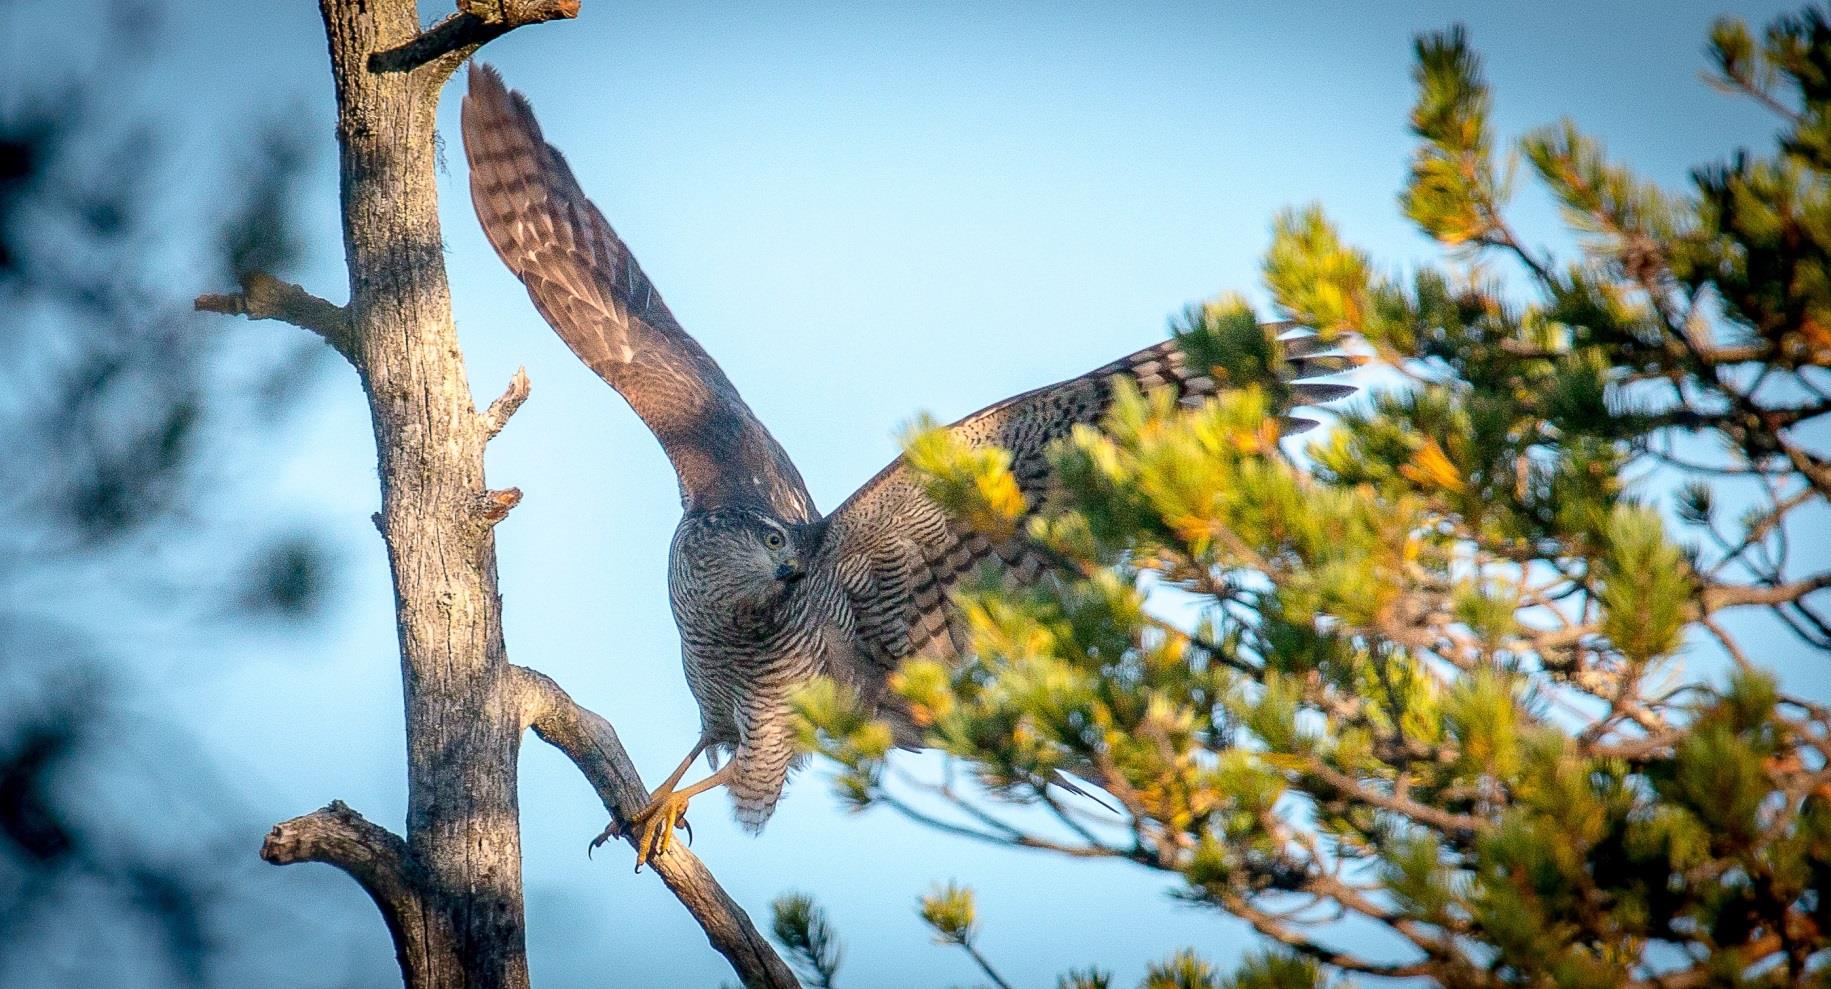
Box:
[24,1,1817,985]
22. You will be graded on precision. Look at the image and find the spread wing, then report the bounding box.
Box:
[821,329,1355,701]
[461,63,815,520]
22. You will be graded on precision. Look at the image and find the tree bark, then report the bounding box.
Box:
[514,668,799,983]
[202,3,798,986]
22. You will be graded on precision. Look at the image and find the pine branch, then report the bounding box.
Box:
[959,941,1016,989]
[1212,887,1438,979]
[1701,572,1831,611]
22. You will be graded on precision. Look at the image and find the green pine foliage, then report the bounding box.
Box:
[770,892,843,989]
[785,8,1831,988]
[917,882,979,947]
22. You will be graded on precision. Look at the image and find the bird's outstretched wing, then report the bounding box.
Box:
[462,64,815,520]
[821,330,1354,702]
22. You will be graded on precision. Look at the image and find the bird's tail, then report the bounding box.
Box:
[728,700,803,832]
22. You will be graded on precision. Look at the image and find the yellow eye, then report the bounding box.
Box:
[763,531,784,550]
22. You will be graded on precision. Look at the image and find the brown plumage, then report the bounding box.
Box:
[460,64,1354,861]
[462,64,815,521]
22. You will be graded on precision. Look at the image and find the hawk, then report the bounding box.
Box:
[461,64,1354,868]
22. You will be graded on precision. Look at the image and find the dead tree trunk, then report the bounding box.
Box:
[197,2,798,986]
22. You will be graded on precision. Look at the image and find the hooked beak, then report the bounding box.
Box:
[774,560,803,583]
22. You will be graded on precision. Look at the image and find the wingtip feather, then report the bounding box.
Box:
[463,61,510,121]
[1290,382,1358,406]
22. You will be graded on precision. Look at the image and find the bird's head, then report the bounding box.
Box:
[679,506,817,612]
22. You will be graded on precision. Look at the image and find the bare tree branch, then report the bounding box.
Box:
[512,666,801,989]
[1212,886,1438,979]
[1301,759,1483,840]
[260,801,458,985]
[369,0,580,78]
[195,271,352,360]
[1702,572,1831,611]
[483,365,531,437]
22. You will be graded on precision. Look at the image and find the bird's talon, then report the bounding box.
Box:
[586,819,622,859]
[619,791,692,871]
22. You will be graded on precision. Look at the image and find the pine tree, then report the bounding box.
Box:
[783,8,1831,987]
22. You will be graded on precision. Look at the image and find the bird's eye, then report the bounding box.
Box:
[763,531,784,549]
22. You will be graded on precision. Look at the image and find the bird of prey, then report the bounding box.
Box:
[461,63,1354,869]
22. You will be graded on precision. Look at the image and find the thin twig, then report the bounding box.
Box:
[483,365,531,437]
[958,940,1016,989]
[195,271,352,360]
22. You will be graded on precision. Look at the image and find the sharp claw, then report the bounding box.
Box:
[587,820,620,859]
[678,814,693,847]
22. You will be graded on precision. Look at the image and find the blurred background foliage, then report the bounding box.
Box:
[0,1,347,984]
[790,8,1831,988]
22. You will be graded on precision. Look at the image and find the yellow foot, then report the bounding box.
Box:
[588,792,693,872]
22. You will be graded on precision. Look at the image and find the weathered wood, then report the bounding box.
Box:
[515,667,802,988]
[261,801,456,986]
[194,271,353,357]
[196,2,801,986]
[319,0,530,983]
